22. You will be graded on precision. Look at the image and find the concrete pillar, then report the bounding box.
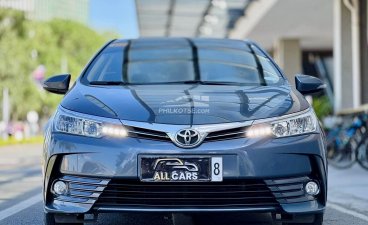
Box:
[333,0,354,112]
[334,0,367,112]
[273,39,302,86]
[360,0,368,103]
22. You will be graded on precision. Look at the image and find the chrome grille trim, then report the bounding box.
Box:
[121,120,253,143]
[121,119,253,134]
[206,127,247,141]
[53,175,111,205]
[265,176,314,204]
[126,126,170,141]
[129,130,168,138]
[206,130,246,139]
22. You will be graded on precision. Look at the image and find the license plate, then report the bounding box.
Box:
[140,156,223,182]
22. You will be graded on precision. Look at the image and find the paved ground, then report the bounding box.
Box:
[328,163,368,216]
[0,144,368,225]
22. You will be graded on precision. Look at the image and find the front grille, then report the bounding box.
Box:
[127,126,171,141]
[53,175,314,210]
[53,175,111,205]
[125,125,248,143]
[205,127,246,141]
[94,179,279,208]
[265,176,314,204]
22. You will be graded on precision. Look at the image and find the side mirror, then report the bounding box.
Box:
[43,74,71,94]
[295,74,326,94]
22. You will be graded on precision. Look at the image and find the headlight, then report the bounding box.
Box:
[54,107,128,138]
[247,109,317,138]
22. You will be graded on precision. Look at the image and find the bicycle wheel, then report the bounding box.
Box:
[328,140,356,169]
[327,141,341,162]
[356,138,368,170]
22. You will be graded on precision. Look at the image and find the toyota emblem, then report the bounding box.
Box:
[174,129,202,148]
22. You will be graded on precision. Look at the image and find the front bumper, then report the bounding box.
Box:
[43,132,327,215]
[45,175,325,215]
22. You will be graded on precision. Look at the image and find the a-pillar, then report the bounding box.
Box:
[273,39,302,86]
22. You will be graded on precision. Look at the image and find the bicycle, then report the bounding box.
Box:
[326,114,366,169]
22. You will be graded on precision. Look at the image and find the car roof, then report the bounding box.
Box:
[111,38,255,52]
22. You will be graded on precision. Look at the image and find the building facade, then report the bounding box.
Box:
[0,0,35,14]
[33,0,89,24]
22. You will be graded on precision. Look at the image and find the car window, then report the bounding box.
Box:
[250,44,282,84]
[200,62,260,83]
[257,55,282,84]
[128,60,195,83]
[198,48,256,66]
[130,48,192,61]
[84,41,283,85]
[198,48,261,84]
[85,49,123,82]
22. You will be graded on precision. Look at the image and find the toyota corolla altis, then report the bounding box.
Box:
[42,38,327,225]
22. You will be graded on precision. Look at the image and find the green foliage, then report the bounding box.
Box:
[0,9,26,38]
[0,135,43,147]
[0,9,114,120]
[313,95,333,119]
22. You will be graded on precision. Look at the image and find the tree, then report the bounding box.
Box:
[0,9,115,120]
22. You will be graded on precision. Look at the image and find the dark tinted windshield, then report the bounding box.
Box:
[83,39,283,85]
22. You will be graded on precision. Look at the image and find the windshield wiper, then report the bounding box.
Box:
[199,81,246,85]
[100,80,249,86]
[142,81,248,85]
[179,80,201,84]
[128,81,238,85]
[159,81,244,85]
[89,81,126,85]
[125,81,201,85]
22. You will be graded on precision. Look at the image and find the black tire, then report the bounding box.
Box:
[43,212,83,225]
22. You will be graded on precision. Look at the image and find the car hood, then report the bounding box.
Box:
[61,83,309,125]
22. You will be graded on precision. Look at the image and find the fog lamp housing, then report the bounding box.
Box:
[305,181,320,196]
[53,180,68,195]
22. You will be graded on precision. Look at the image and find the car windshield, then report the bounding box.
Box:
[83,39,283,86]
